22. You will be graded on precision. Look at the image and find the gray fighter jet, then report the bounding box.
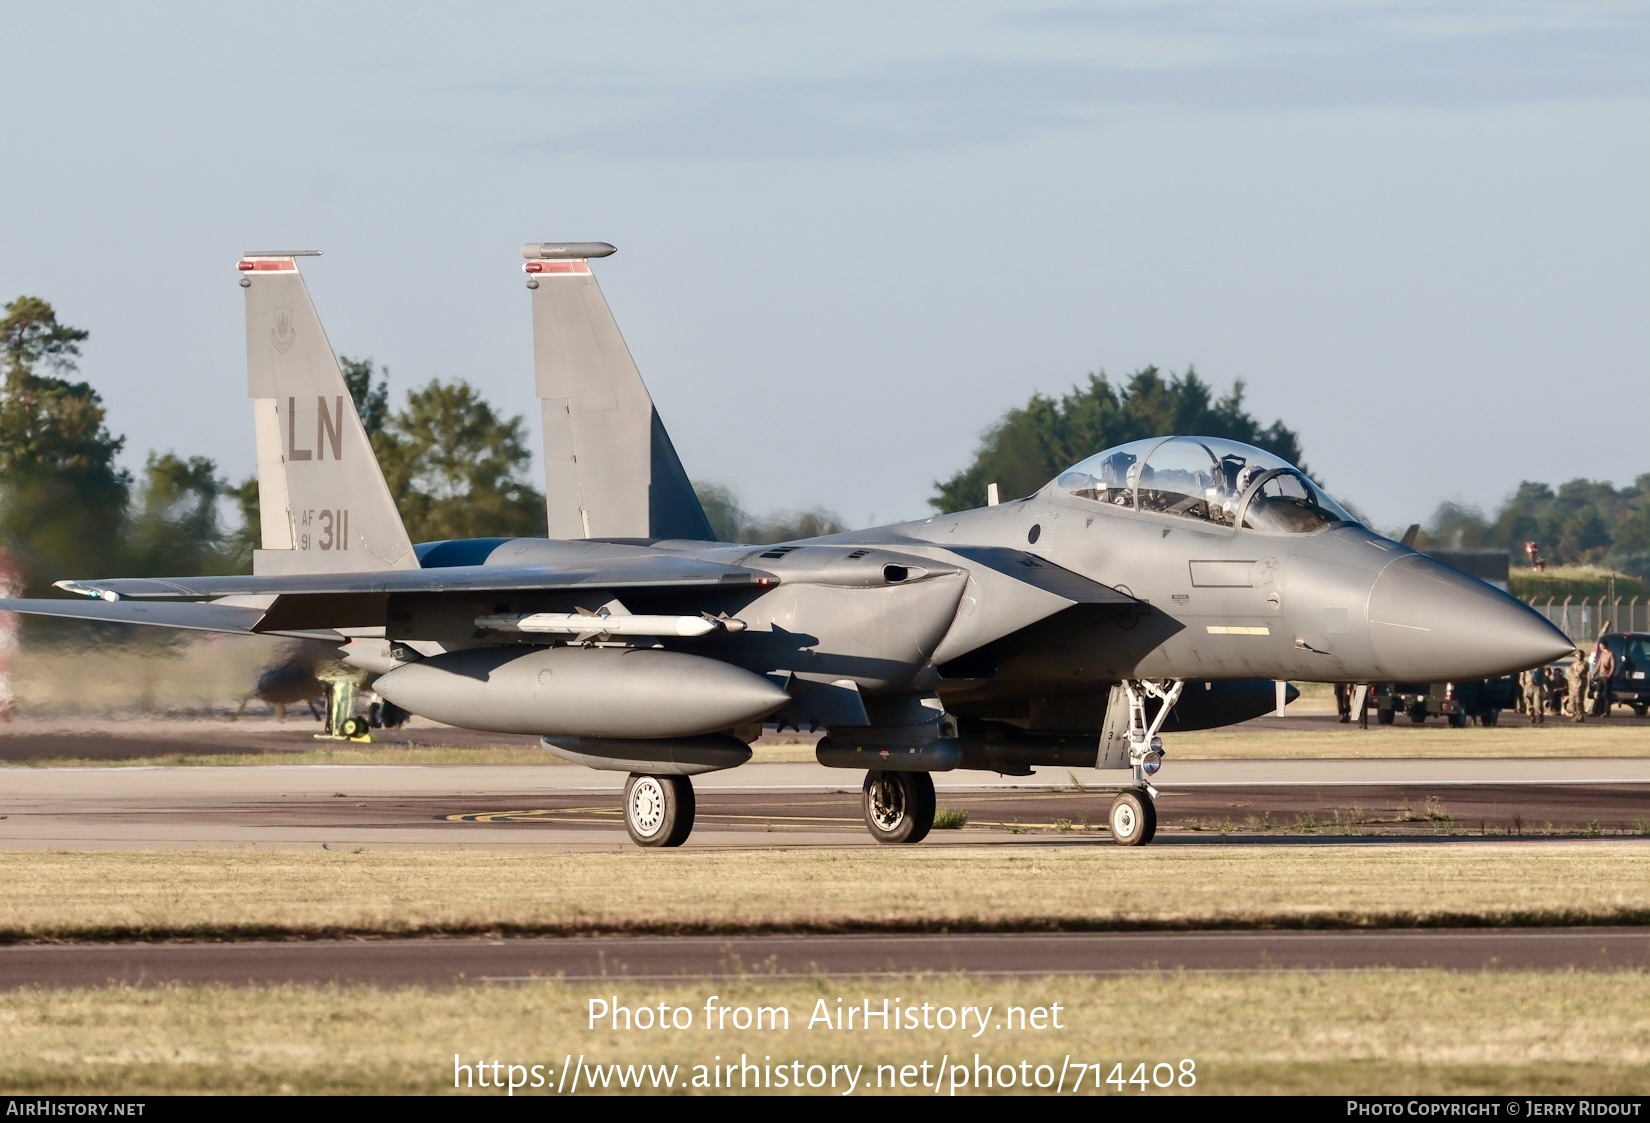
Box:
[0,246,1573,847]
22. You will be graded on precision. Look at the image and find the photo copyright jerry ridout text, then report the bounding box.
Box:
[1349,1103,1642,1117]
[453,992,1195,1095]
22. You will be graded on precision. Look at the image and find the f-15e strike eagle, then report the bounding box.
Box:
[1,244,1573,847]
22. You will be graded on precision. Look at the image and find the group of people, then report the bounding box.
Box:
[1517,639,1617,724]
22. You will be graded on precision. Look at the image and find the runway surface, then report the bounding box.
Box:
[2,929,1646,988]
[1,759,1646,849]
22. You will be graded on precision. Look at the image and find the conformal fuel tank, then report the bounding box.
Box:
[373,646,790,738]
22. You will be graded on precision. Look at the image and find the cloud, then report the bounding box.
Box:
[497,17,1649,163]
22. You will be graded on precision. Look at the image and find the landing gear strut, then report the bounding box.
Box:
[625,773,695,847]
[1107,678,1183,847]
[862,770,936,844]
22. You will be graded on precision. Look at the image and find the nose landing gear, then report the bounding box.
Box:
[1107,678,1183,847]
[624,773,696,847]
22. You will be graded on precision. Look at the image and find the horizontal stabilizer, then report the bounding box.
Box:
[0,597,341,641]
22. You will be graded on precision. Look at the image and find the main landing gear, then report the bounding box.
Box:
[862,770,936,844]
[1106,678,1184,848]
[624,773,696,847]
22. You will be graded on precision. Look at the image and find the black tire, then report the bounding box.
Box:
[1447,711,1468,728]
[1407,704,1428,725]
[1376,707,1396,726]
[1108,790,1157,846]
[1481,708,1500,727]
[625,774,695,848]
[372,700,411,729]
[1633,704,1647,718]
[862,770,936,844]
[339,715,371,738]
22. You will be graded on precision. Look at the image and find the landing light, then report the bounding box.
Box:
[1141,749,1163,776]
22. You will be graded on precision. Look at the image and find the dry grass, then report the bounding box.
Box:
[2,844,1647,942]
[1,971,1646,1094]
[1172,721,1650,759]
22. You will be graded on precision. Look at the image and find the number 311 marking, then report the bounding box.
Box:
[317,509,349,551]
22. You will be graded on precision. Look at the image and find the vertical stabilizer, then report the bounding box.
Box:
[240,252,416,574]
[523,242,714,541]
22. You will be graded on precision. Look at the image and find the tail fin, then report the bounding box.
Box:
[240,251,416,574]
[523,242,714,541]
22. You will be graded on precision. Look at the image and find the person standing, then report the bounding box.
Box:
[1593,641,1616,717]
[1334,682,1352,724]
[1566,653,1589,723]
[1522,666,1547,726]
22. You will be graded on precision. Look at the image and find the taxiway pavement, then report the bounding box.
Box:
[1,759,1646,850]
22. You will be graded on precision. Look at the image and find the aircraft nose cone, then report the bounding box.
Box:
[1368,555,1573,681]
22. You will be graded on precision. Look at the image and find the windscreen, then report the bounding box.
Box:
[1055,436,1356,534]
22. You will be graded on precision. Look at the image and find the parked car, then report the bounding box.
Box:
[1593,632,1650,717]
[1373,677,1520,727]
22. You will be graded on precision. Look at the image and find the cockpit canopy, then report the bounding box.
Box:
[1054,436,1356,534]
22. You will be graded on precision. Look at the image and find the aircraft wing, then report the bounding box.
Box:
[55,555,774,601]
[0,597,343,640]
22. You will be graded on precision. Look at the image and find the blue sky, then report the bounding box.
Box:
[1,1,1645,529]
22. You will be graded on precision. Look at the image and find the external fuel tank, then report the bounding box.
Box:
[373,646,790,738]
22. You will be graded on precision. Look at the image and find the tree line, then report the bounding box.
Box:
[930,367,1308,513]
[1422,480,1650,579]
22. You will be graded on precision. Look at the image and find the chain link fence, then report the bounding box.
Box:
[1527,597,1647,647]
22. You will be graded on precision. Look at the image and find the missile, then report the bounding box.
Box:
[373,646,789,738]
[475,612,745,637]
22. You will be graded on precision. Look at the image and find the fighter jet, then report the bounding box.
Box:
[0,246,1574,848]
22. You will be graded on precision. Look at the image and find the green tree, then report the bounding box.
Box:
[1422,500,1492,549]
[377,379,546,541]
[223,476,262,572]
[930,366,1306,513]
[123,453,232,577]
[1419,474,1650,580]
[694,482,845,543]
[339,355,390,444]
[0,297,129,592]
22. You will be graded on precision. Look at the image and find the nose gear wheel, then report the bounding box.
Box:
[1108,789,1157,846]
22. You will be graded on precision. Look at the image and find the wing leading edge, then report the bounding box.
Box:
[55,554,775,601]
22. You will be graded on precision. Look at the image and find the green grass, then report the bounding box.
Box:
[1509,565,1648,603]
